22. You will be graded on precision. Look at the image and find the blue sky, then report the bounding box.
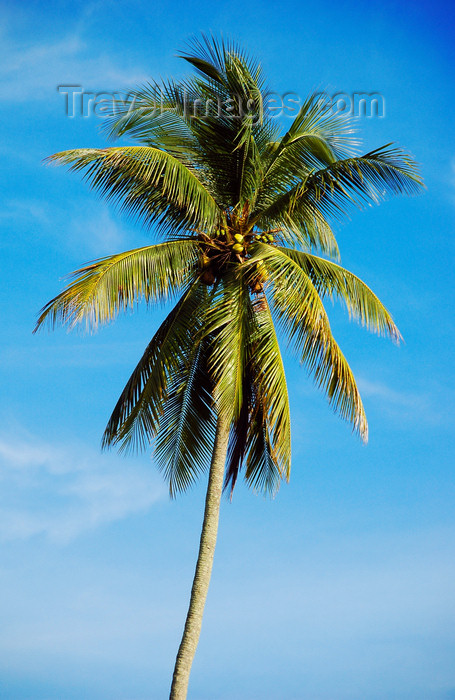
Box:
[1,0,454,698]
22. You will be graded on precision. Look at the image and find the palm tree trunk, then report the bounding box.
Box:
[169,412,230,700]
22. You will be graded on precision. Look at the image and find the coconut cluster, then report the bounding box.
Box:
[211,227,276,251]
[213,227,245,254]
[198,226,276,287]
[256,233,275,244]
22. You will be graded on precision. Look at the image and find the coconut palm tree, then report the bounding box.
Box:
[35,35,422,700]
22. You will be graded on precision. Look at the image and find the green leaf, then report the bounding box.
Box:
[276,247,401,342]
[225,293,291,496]
[102,279,206,452]
[46,146,222,235]
[249,243,368,440]
[204,273,250,421]
[34,240,198,332]
[155,339,216,496]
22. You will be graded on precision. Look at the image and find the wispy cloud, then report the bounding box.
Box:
[0,23,147,103]
[356,377,423,408]
[0,198,50,226]
[356,376,444,426]
[1,196,137,256]
[0,432,165,544]
[68,204,126,255]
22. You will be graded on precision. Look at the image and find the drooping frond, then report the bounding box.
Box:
[155,339,216,496]
[204,272,250,421]
[224,361,253,494]
[102,279,206,452]
[34,240,198,332]
[244,396,283,495]
[248,295,291,482]
[224,292,291,496]
[46,146,222,235]
[249,243,368,440]
[275,247,401,342]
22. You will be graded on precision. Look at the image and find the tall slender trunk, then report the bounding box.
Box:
[169,413,230,700]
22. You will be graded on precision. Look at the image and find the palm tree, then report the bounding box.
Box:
[35,35,422,700]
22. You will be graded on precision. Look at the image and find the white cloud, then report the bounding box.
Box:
[356,377,422,408]
[1,197,134,256]
[0,432,165,544]
[355,376,444,425]
[68,204,126,255]
[0,198,50,225]
[0,26,147,103]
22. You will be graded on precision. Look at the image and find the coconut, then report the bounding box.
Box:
[201,269,215,285]
[232,243,244,253]
[234,234,244,243]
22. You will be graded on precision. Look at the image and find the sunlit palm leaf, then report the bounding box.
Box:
[257,146,423,230]
[224,362,253,495]
[244,294,291,494]
[47,146,222,234]
[102,279,205,452]
[155,339,216,496]
[244,400,282,495]
[34,240,198,332]
[204,273,250,421]
[254,93,358,208]
[248,294,291,478]
[224,291,291,496]
[276,247,401,341]
[256,204,341,259]
[250,243,368,440]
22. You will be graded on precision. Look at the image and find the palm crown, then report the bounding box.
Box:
[35,36,422,499]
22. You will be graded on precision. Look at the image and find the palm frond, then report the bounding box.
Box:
[255,93,358,200]
[102,81,213,183]
[276,93,358,158]
[46,146,222,234]
[224,361,253,494]
[256,146,423,232]
[249,243,368,440]
[256,205,341,259]
[155,339,216,496]
[244,294,291,494]
[224,292,291,496]
[179,33,265,91]
[276,247,401,342]
[248,294,291,481]
[34,240,198,332]
[244,398,282,495]
[204,273,250,422]
[102,279,206,452]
